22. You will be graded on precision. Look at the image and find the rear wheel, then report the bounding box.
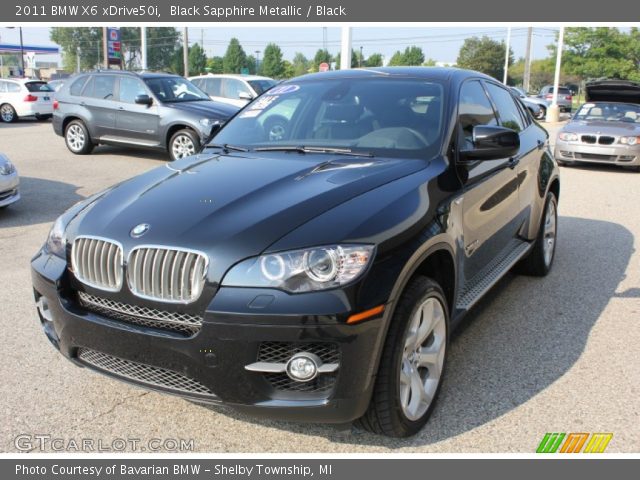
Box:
[517,191,558,276]
[537,105,546,120]
[65,120,94,154]
[0,104,17,123]
[169,129,200,161]
[357,276,448,437]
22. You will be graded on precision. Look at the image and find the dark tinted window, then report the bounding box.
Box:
[119,76,147,103]
[86,75,116,100]
[458,80,498,142]
[70,76,88,96]
[25,81,53,92]
[248,79,277,95]
[485,82,526,132]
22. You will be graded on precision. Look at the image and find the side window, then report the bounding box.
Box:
[7,82,21,93]
[204,78,222,97]
[88,75,116,100]
[0,81,7,93]
[190,78,202,88]
[70,76,88,96]
[118,77,147,104]
[223,78,250,99]
[458,80,498,145]
[485,82,526,133]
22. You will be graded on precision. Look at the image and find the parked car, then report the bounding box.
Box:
[0,153,20,208]
[510,87,547,119]
[538,85,573,113]
[189,74,277,107]
[0,78,54,122]
[52,71,238,161]
[555,79,640,171]
[32,67,559,437]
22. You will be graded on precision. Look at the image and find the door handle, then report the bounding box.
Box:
[508,157,521,169]
[118,106,124,110]
[537,139,545,150]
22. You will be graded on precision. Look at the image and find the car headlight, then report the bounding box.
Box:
[619,136,640,145]
[558,132,578,142]
[222,245,375,293]
[0,160,15,175]
[199,118,221,128]
[45,215,67,258]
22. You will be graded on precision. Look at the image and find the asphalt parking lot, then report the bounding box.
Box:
[1,119,638,453]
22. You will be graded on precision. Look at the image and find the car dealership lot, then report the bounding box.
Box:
[1,120,638,452]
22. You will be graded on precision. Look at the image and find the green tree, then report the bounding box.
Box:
[292,52,310,76]
[246,55,257,75]
[223,38,247,74]
[261,43,285,78]
[365,53,384,67]
[457,36,514,81]
[423,58,437,67]
[335,50,358,70]
[403,46,425,66]
[145,28,181,72]
[282,60,295,78]
[312,49,332,72]
[50,27,102,71]
[188,43,207,76]
[206,56,224,74]
[388,51,405,66]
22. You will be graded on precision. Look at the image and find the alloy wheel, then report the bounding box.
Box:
[1,105,15,122]
[171,134,196,159]
[66,124,86,152]
[543,199,557,267]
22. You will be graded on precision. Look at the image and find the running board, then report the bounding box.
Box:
[456,239,532,311]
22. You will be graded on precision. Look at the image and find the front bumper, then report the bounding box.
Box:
[554,139,640,166]
[31,250,386,423]
[0,173,20,207]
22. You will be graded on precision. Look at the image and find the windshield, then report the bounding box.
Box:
[211,78,445,159]
[248,79,277,95]
[26,81,54,92]
[573,102,640,123]
[144,77,209,103]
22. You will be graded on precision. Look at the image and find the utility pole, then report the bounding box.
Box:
[503,27,511,85]
[19,27,25,77]
[183,27,189,76]
[141,27,147,70]
[102,27,108,69]
[548,26,565,123]
[255,50,260,73]
[323,27,328,51]
[523,27,533,92]
[359,46,363,67]
[340,27,352,70]
[76,47,81,73]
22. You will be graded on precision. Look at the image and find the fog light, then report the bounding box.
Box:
[36,296,53,323]
[286,353,320,382]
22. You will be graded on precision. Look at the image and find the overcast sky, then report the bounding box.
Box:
[0,26,558,65]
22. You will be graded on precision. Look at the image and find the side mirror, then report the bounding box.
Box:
[135,94,153,106]
[460,125,520,161]
[238,91,253,101]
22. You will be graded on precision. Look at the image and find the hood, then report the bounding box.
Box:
[70,152,426,282]
[565,119,640,135]
[164,100,238,119]
[585,80,640,104]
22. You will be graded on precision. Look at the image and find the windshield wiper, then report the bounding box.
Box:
[206,143,249,153]
[254,145,374,157]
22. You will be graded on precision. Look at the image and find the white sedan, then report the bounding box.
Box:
[0,78,54,123]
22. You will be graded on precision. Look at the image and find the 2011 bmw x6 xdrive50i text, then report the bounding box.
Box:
[32,68,560,437]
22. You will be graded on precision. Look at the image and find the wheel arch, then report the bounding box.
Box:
[165,124,199,150]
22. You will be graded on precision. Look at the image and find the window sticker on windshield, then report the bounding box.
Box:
[268,84,300,95]
[583,103,595,109]
[250,95,278,110]
[579,103,595,115]
[239,109,262,118]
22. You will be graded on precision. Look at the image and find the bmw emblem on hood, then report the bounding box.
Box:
[130,223,150,238]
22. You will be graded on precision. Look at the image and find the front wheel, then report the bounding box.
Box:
[357,276,448,437]
[169,129,200,161]
[536,105,547,120]
[517,191,558,276]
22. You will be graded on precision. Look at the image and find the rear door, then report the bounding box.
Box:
[80,74,117,138]
[113,76,160,146]
[221,78,251,107]
[458,80,521,282]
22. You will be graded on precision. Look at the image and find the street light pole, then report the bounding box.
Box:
[19,27,25,77]
[548,26,565,122]
[255,50,260,73]
[359,46,363,68]
[503,27,511,85]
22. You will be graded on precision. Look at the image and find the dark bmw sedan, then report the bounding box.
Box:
[32,68,559,437]
[52,71,238,161]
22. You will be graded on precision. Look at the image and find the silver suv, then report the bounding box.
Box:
[538,85,573,113]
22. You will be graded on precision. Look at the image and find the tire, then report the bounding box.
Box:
[64,120,94,155]
[264,116,288,142]
[35,114,51,121]
[537,105,546,120]
[516,191,558,276]
[169,129,200,161]
[556,158,573,167]
[357,276,448,437]
[0,104,17,123]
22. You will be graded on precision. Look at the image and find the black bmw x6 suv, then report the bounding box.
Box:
[32,68,559,437]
